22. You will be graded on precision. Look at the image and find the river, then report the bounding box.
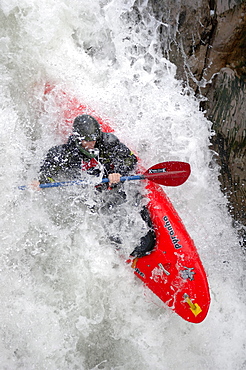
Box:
[0,1,245,369]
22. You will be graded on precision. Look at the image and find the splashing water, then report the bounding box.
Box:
[0,1,245,369]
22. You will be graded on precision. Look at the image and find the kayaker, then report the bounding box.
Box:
[35,114,156,258]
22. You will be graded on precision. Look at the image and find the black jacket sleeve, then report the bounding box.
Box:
[99,133,138,176]
[39,146,64,184]
[39,143,82,184]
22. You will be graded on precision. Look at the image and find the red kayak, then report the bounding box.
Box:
[43,84,210,323]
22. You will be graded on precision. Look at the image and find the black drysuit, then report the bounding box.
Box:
[39,132,155,257]
[39,132,137,184]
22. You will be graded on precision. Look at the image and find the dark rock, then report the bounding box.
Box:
[149,0,246,236]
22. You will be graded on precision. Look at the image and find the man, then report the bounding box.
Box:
[37,114,156,258]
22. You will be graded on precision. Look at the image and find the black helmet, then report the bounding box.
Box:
[73,115,101,141]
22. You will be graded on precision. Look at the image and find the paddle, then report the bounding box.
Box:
[139,161,190,186]
[18,161,190,190]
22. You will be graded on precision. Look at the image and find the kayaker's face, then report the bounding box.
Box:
[81,140,96,150]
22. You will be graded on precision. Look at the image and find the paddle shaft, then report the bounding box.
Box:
[18,175,145,190]
[18,162,190,190]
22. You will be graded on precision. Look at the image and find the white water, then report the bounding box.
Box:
[0,1,245,369]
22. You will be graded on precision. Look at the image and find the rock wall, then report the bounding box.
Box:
[149,0,246,241]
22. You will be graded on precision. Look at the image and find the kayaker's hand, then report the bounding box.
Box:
[108,173,121,187]
[30,180,41,190]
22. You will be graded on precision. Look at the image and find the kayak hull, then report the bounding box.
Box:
[133,180,210,323]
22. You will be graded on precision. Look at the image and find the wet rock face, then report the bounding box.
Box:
[206,68,245,228]
[150,0,246,230]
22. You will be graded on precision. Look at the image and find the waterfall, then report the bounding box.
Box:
[0,1,245,369]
